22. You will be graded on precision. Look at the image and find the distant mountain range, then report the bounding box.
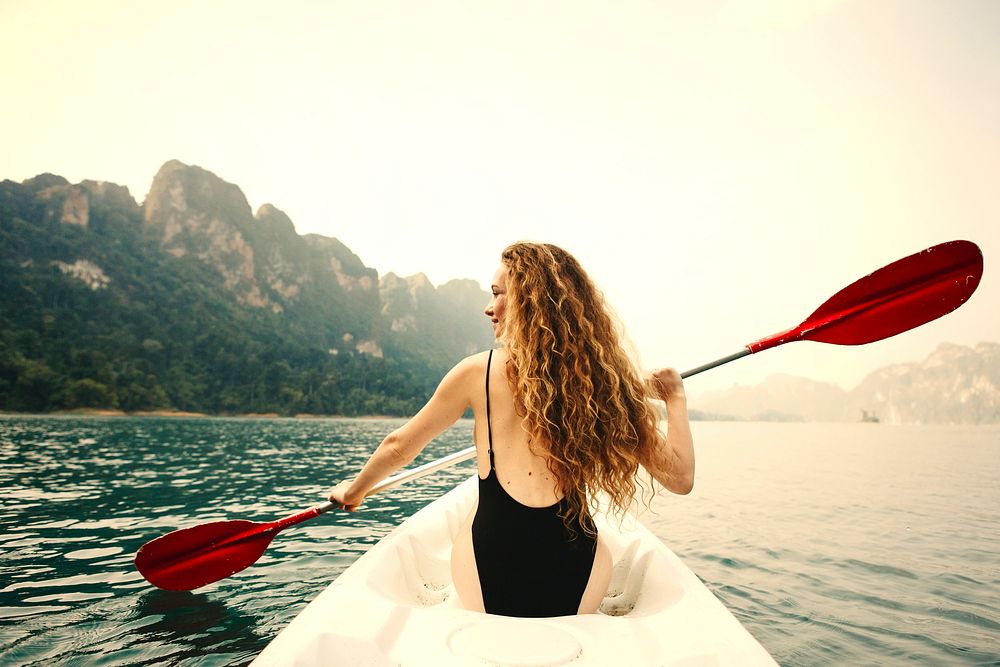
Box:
[689,342,1000,424]
[0,161,493,415]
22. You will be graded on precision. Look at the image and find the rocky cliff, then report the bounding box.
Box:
[689,342,1000,424]
[850,342,999,424]
[0,161,492,415]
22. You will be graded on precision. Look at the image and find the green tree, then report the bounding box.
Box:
[58,378,117,409]
[12,359,59,411]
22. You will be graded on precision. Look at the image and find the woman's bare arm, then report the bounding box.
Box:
[327,353,480,509]
[642,367,695,495]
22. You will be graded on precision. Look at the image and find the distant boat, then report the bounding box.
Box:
[860,409,880,423]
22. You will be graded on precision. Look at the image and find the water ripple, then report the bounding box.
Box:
[1,417,998,665]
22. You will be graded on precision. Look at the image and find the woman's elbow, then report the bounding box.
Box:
[665,466,694,495]
[650,469,694,495]
[672,474,694,495]
[379,431,416,466]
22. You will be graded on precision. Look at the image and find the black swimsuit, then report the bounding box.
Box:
[471,349,598,617]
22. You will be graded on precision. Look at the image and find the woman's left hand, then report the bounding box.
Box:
[648,367,686,402]
[327,480,364,512]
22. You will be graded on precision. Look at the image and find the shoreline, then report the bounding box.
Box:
[2,410,994,426]
[0,409,410,420]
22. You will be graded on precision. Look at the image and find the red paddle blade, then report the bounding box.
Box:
[135,519,278,591]
[750,240,983,353]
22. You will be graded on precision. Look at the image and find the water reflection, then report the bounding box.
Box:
[128,589,264,665]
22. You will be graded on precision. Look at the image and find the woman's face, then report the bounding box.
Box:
[484,265,508,338]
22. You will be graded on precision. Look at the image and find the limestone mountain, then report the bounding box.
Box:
[143,160,380,341]
[689,342,1000,424]
[0,161,492,415]
[379,273,490,369]
[849,342,1000,424]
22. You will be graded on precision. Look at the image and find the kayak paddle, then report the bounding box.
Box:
[135,239,982,591]
[135,446,477,590]
[680,239,983,377]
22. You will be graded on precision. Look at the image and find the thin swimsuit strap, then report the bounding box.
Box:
[486,349,495,471]
[472,348,597,618]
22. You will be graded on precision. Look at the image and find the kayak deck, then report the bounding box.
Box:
[253,476,776,666]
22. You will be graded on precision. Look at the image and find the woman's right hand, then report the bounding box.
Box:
[327,480,364,512]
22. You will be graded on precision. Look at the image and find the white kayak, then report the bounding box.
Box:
[253,476,776,666]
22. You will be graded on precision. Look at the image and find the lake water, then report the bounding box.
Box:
[1,416,997,666]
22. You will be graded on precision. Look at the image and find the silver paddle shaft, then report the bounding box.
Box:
[315,445,477,514]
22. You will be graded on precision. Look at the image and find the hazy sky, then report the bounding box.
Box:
[2,0,997,395]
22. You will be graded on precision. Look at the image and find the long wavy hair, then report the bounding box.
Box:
[498,242,661,534]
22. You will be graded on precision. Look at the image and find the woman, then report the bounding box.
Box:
[327,242,694,617]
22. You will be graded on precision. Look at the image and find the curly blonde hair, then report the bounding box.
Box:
[499,242,661,534]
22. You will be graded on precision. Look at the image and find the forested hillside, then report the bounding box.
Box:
[0,162,493,416]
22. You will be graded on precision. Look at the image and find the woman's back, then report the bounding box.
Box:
[474,348,563,508]
[452,348,612,617]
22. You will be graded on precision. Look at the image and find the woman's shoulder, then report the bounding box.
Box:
[446,348,506,381]
[454,348,502,372]
[437,350,498,395]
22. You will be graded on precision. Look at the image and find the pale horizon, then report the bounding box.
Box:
[2,0,997,394]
